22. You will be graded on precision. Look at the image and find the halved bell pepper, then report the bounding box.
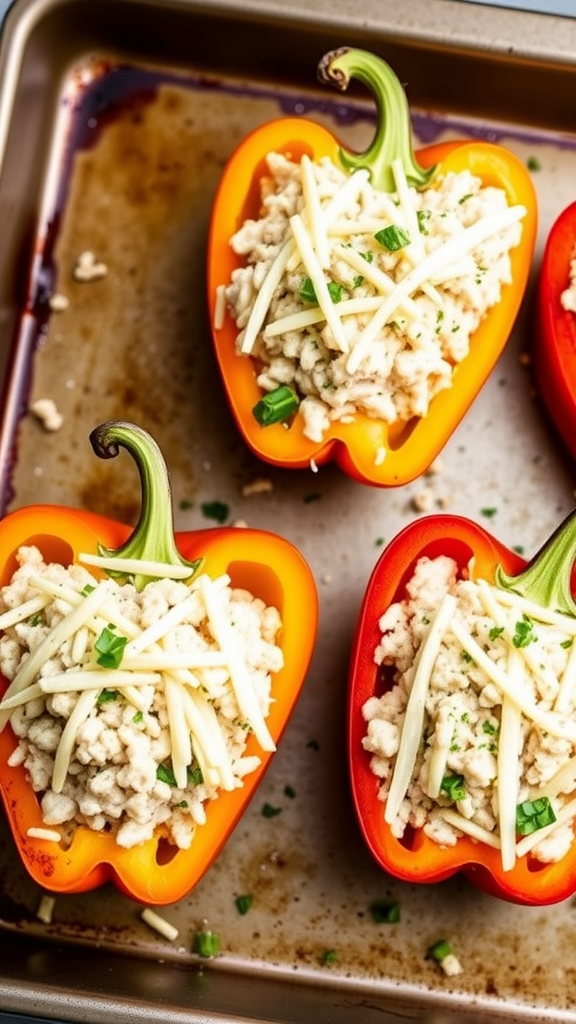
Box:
[348,510,576,905]
[208,47,537,487]
[534,200,576,461]
[0,422,318,905]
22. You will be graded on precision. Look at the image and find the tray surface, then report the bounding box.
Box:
[1,1,576,1022]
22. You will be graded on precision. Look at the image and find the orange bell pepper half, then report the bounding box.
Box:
[348,510,576,905]
[0,422,318,905]
[535,199,576,461]
[208,47,537,487]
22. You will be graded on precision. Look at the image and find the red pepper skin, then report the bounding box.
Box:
[208,121,537,487]
[0,505,318,905]
[535,200,576,461]
[348,514,576,906]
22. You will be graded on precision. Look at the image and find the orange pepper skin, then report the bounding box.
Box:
[207,120,537,487]
[347,514,576,906]
[0,505,318,905]
[534,200,576,461]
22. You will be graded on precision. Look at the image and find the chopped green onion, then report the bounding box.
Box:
[95,625,127,669]
[440,774,466,802]
[261,802,282,818]
[194,929,220,958]
[516,797,556,836]
[96,688,119,705]
[427,939,453,963]
[284,784,296,799]
[369,898,400,923]
[298,276,343,304]
[252,385,300,427]
[489,625,504,640]
[157,763,178,787]
[133,710,144,723]
[320,949,337,964]
[200,500,229,524]
[187,764,203,786]
[374,225,410,252]
[235,894,253,915]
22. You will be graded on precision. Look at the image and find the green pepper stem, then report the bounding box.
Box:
[89,421,201,591]
[495,509,576,617]
[317,47,435,192]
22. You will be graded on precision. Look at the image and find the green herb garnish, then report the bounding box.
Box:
[235,894,253,915]
[194,929,220,958]
[512,617,537,649]
[200,500,229,524]
[369,898,400,923]
[374,224,410,252]
[252,385,300,427]
[95,626,127,669]
[427,939,453,963]
[261,802,282,818]
[96,688,119,705]
[516,797,556,836]
[440,774,466,802]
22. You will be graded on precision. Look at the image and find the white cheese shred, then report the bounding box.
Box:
[141,907,179,942]
[385,594,457,826]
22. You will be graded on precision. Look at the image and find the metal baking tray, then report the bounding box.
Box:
[1,0,576,1021]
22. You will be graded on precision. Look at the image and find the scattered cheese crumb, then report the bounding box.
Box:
[241,478,273,497]
[36,894,56,924]
[322,574,332,584]
[73,250,108,282]
[412,487,434,512]
[141,907,179,942]
[48,292,69,312]
[27,827,62,842]
[426,456,444,476]
[231,518,249,528]
[30,398,64,432]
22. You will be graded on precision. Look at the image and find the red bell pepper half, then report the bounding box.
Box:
[348,511,576,905]
[535,200,576,461]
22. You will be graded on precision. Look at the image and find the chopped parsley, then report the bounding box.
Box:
[95,625,127,669]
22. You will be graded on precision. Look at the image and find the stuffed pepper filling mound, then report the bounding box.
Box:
[219,152,526,442]
[0,546,283,850]
[362,554,576,872]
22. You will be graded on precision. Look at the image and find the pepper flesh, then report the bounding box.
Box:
[208,47,538,487]
[348,511,576,905]
[0,423,318,905]
[534,200,576,462]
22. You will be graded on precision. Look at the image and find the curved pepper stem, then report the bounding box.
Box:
[495,508,576,617]
[317,47,436,192]
[89,421,201,591]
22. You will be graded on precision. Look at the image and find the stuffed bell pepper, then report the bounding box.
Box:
[348,510,576,905]
[0,422,318,904]
[534,200,576,461]
[208,46,537,486]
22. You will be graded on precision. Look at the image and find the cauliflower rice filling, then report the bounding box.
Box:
[0,546,284,850]
[223,152,526,442]
[362,554,576,869]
